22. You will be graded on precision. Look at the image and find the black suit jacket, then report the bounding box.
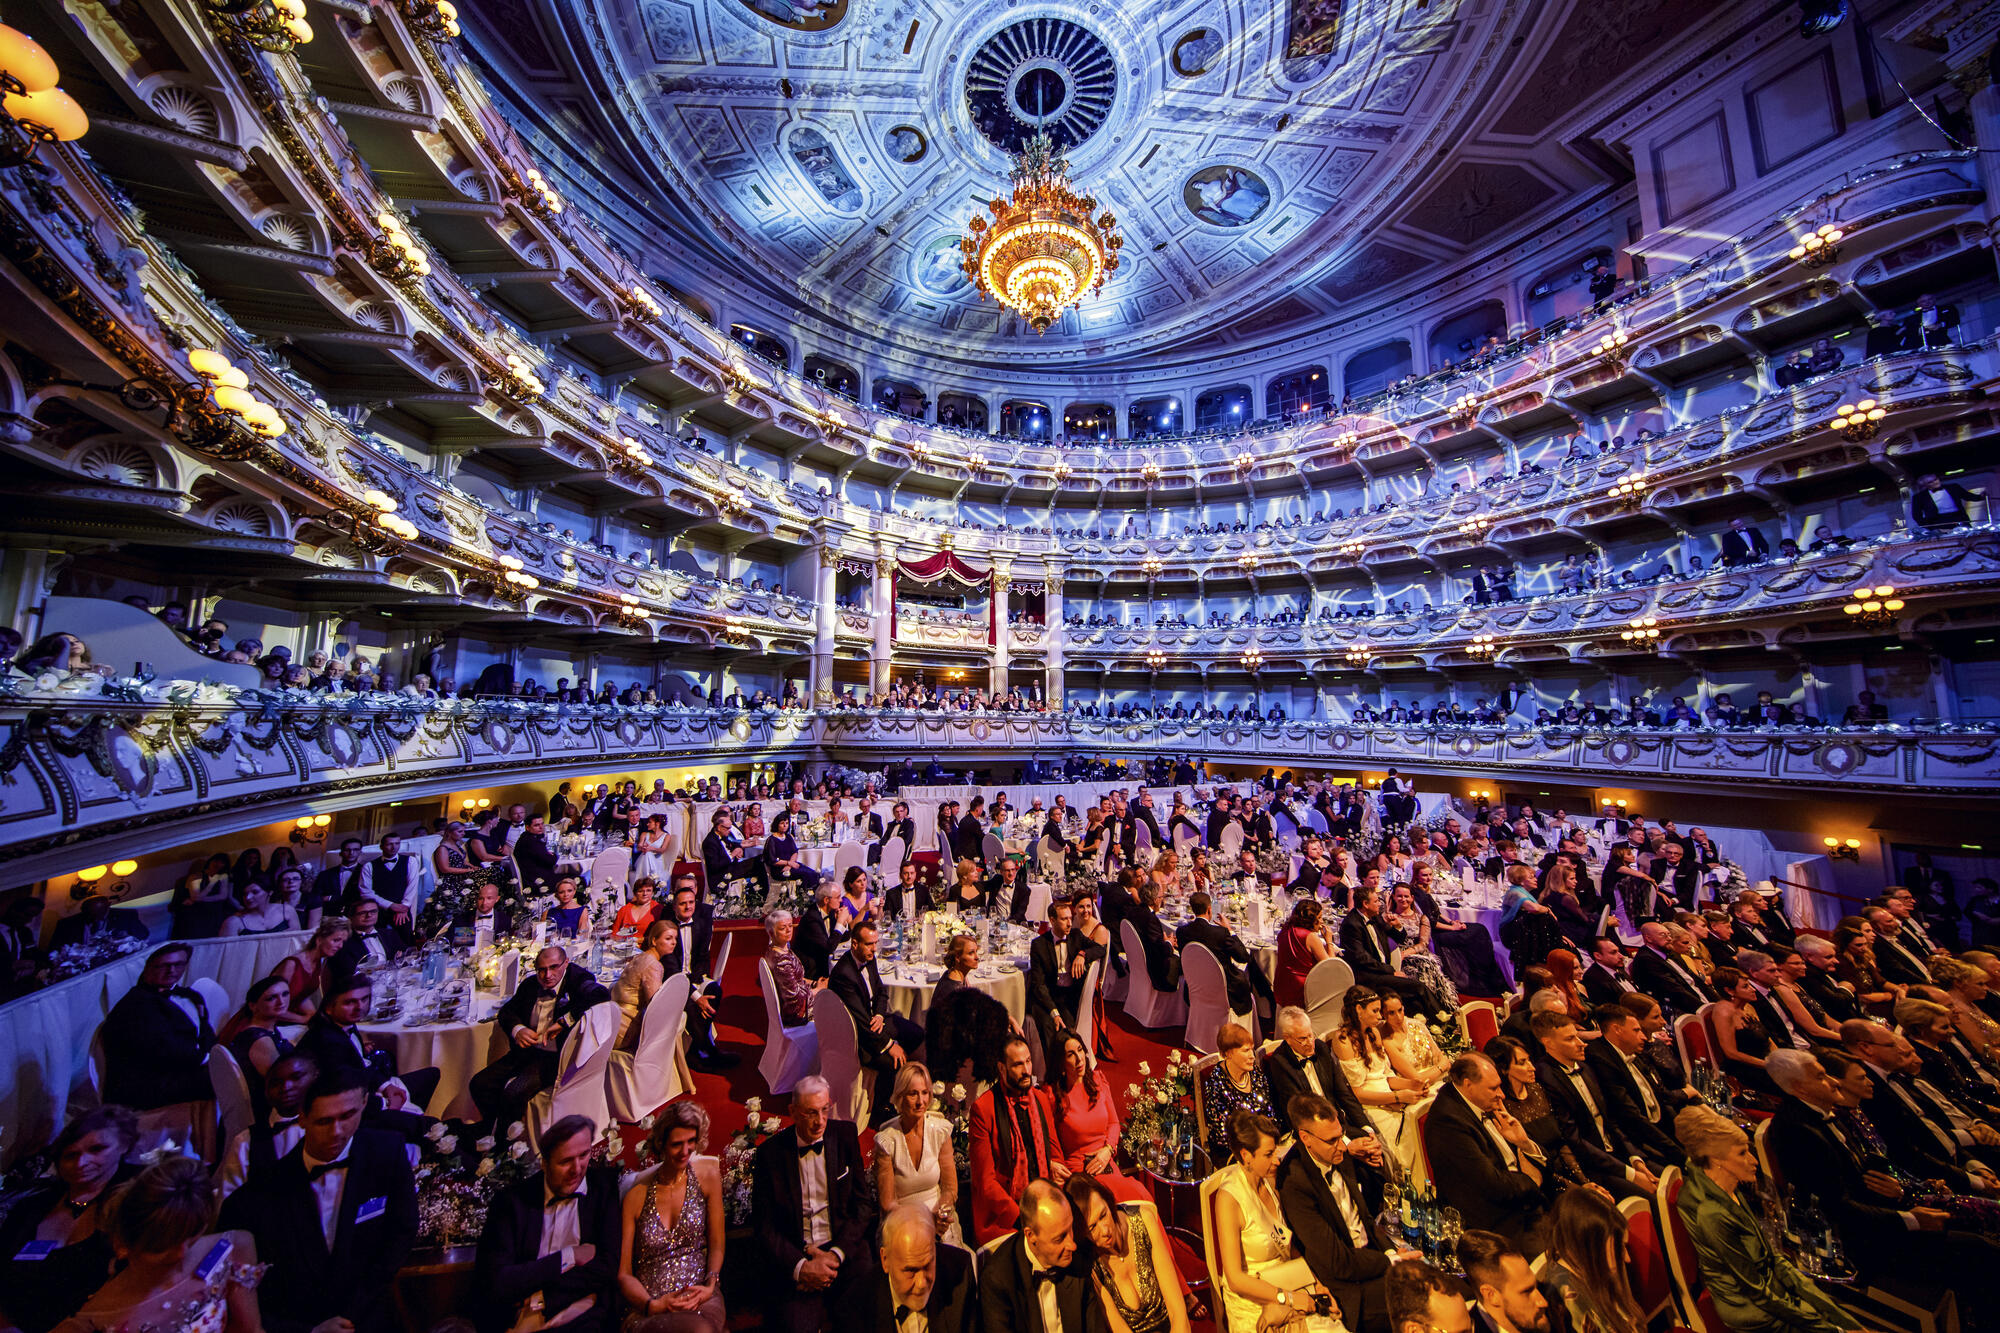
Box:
[49,908,148,952]
[331,923,414,984]
[886,817,918,851]
[219,1129,417,1333]
[956,814,989,864]
[1720,528,1768,564]
[513,832,559,890]
[830,950,895,1057]
[1532,1052,1636,1185]
[658,905,715,981]
[1278,1146,1390,1333]
[1767,1097,1921,1258]
[1027,928,1098,1025]
[751,1124,874,1278]
[702,829,755,894]
[1629,945,1713,1016]
[1422,1083,1548,1250]
[1206,808,1234,849]
[1175,917,1265,1013]
[297,1013,403,1094]
[841,1243,976,1333]
[495,965,612,1049]
[1338,911,1398,986]
[1121,805,1164,858]
[1263,1042,1370,1138]
[1129,906,1178,993]
[1584,1039,1681,1167]
[102,983,215,1109]
[796,905,848,981]
[1873,933,1932,988]
[977,1228,1103,1333]
[1580,962,1637,1009]
[473,1164,623,1333]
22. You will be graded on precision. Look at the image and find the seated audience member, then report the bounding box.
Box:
[1840,1019,2000,1188]
[658,881,734,1069]
[831,922,926,1122]
[0,1106,139,1333]
[355,833,420,922]
[873,1062,961,1245]
[1050,1030,1149,1205]
[1422,1054,1551,1252]
[1201,1021,1279,1166]
[1584,1002,1690,1167]
[1706,967,1778,1097]
[1485,1035,1592,1194]
[1028,898,1101,1064]
[612,918,674,1051]
[977,1179,1098,1333]
[216,1054,317,1199]
[1541,1187,1647,1333]
[455,880,519,941]
[1265,1004,1373,1137]
[1388,1259,1474,1333]
[1342,882,1438,1018]
[967,1036,1064,1245]
[469,945,612,1130]
[1066,1173,1188,1333]
[760,906,822,1025]
[926,934,1017,1094]
[1278,1093,1415,1333]
[1529,1010,1660,1196]
[296,973,440,1129]
[53,1156,259,1333]
[1275,898,1337,1010]
[218,976,297,1092]
[1765,1047,2000,1311]
[269,917,354,1024]
[101,943,216,1111]
[1673,1104,1857,1333]
[1327,990,1426,1168]
[1629,921,1714,1017]
[1408,862,1510,996]
[312,839,369,918]
[1580,936,1639,1008]
[1212,1107,1348,1331]
[794,883,849,982]
[610,878,661,942]
[1458,1229,1555,1333]
[840,1203,974,1333]
[220,1067,417,1333]
[329,898,411,982]
[1128,879,1182,995]
[478,1112,625,1333]
[50,888,150,950]
[750,1077,875,1333]
[1175,889,1274,1023]
[620,1096,732,1328]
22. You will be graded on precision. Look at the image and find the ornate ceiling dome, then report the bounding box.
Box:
[468,0,1688,372]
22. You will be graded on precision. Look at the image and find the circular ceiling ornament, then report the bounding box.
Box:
[1184,164,1272,228]
[965,17,1116,155]
[885,125,927,164]
[1171,28,1221,77]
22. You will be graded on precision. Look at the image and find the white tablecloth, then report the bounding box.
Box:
[362,997,502,1120]
[0,931,311,1167]
[879,960,1029,1023]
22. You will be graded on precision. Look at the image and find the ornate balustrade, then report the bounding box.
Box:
[2,695,1992,883]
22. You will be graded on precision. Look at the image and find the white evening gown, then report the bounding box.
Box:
[1216,1164,1346,1333]
[878,1112,964,1246]
[1339,1046,1423,1171]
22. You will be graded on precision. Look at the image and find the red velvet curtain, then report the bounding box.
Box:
[893,551,994,644]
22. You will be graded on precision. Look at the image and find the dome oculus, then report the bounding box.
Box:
[965,18,1115,156]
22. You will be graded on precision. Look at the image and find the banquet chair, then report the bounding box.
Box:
[879,835,907,887]
[1752,1118,1777,1186]
[981,832,1003,867]
[832,841,866,883]
[190,977,230,1025]
[1305,807,1330,835]
[1301,956,1355,1037]
[1119,919,1188,1030]
[708,928,734,988]
[1656,1167,1729,1333]
[756,957,820,1096]
[1022,1013,1045,1083]
[1073,960,1103,1070]
[1413,1104,1433,1183]
[589,847,631,902]
[1219,824,1245,859]
[524,1001,619,1150]
[1172,825,1198,856]
[1198,1170,1235,1331]
[1458,999,1500,1050]
[1181,943,1248,1054]
[1620,1192,1679,1329]
[607,973,690,1123]
[1187,1052,1222,1173]
[208,1041,256,1147]
[810,986,871,1124]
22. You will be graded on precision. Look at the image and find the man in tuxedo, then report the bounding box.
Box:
[1205,792,1237,849]
[1725,892,1780,953]
[1279,1094,1412,1333]
[511,815,561,893]
[297,974,440,1130]
[1911,472,1982,529]
[841,1203,976,1333]
[1719,517,1769,566]
[330,898,412,983]
[797,883,850,980]
[1340,882,1435,1017]
[1027,899,1100,1064]
[702,808,761,897]
[753,1077,877,1333]
[469,945,612,1129]
[883,861,931,922]
[1647,841,1699,914]
[217,1052,317,1199]
[886,801,919,853]
[1174,889,1273,1023]
[47,890,147,952]
[1584,1004,1687,1167]
[659,879,735,1068]
[1459,1230,1555,1333]
[1530,1011,1659,1196]
[976,1178,1101,1333]
[1629,922,1714,1017]
[1765,1048,2000,1310]
[1864,905,1933,987]
[101,943,214,1110]
[1378,768,1417,828]
[1421,1054,1550,1252]
[1265,1006,1374,1140]
[220,1067,417,1333]
[356,833,420,923]
[967,1036,1064,1245]
[1121,790,1165,862]
[454,880,520,943]
[829,922,925,1121]
[853,795,886,845]
[313,838,370,917]
[474,1113,622,1333]
[1580,937,1639,1008]
[1879,885,1941,956]
[1127,881,1181,996]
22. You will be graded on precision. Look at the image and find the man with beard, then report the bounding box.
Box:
[1459,1230,1557,1333]
[965,1036,1064,1245]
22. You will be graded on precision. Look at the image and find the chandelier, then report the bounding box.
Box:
[960,129,1122,333]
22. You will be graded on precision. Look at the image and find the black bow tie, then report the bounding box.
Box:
[357,931,376,940]
[1032,1269,1059,1287]
[798,1141,824,1157]
[895,1306,921,1324]
[306,1160,348,1181]
[271,1115,299,1129]
[547,1191,583,1205]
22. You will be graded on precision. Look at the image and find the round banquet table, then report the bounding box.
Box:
[878,958,1029,1023]
[361,997,503,1121]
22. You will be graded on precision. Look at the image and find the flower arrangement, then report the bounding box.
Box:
[720,1096,784,1226]
[45,932,149,981]
[1428,1015,1470,1058]
[412,1119,536,1248]
[1118,1051,1197,1165]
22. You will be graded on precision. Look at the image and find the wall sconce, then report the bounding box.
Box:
[497,554,540,599]
[1609,474,1648,509]
[1140,461,1161,482]
[1344,644,1370,666]
[1600,798,1628,811]
[495,352,546,400]
[1,23,90,167]
[1448,392,1479,424]
[1830,398,1886,442]
[293,813,333,844]
[72,859,139,901]
[459,797,491,816]
[1822,835,1862,862]
[1468,788,1493,801]
[1145,649,1168,669]
[1788,222,1843,268]
[1240,648,1266,671]
[1619,616,1662,651]
[1467,633,1496,657]
[1338,540,1363,559]
[188,348,287,438]
[1234,452,1256,472]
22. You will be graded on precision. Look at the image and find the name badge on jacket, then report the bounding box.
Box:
[356,1196,388,1224]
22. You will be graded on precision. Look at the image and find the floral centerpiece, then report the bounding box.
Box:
[1118,1051,1198,1171]
[1429,1014,1471,1058]
[720,1097,784,1226]
[45,931,148,982]
[412,1120,534,1248]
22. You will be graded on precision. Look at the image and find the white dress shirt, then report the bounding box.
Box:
[1319,1159,1368,1247]
[1619,1048,1661,1121]
[541,1176,585,1270]
[1026,1244,1065,1333]
[795,1137,838,1275]
[302,1142,352,1247]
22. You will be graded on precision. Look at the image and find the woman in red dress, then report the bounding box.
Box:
[1051,1029,1150,1203]
[1273,898,1335,1011]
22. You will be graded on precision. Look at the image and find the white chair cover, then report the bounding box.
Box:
[1218,823,1245,859]
[1180,942,1237,1054]
[1134,820,1153,848]
[832,841,867,882]
[1172,824,1198,855]
[1118,919,1188,1029]
[1302,956,1355,1036]
[526,1001,619,1149]
[708,929,734,986]
[1305,807,1330,835]
[1073,959,1102,1069]
[191,977,230,1023]
[207,1042,255,1147]
[589,847,632,901]
[982,833,1004,866]
[607,973,690,1122]
[879,835,907,885]
[757,957,821,1096]
[810,987,870,1123]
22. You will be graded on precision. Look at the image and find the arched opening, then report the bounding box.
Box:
[1063,402,1115,443]
[873,378,925,417]
[1000,399,1052,439]
[1264,364,1329,419]
[1194,384,1252,433]
[803,355,858,397]
[729,325,789,367]
[1343,339,1412,398]
[937,392,987,431]
[1427,300,1507,370]
[1130,395,1180,438]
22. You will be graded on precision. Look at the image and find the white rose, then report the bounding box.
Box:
[438,1135,458,1154]
[746,1110,761,1130]
[763,1116,781,1133]
[475,1136,496,1152]
[1155,1091,1169,1104]
[1168,1049,1182,1065]
[476,1158,495,1177]
[745,1097,762,1111]
[639,1115,656,1129]
[507,1121,527,1140]
[1128,1084,1142,1099]
[510,1141,530,1159]
[1139,1061,1152,1076]
[427,1122,448,1142]
[951,1084,967,1101]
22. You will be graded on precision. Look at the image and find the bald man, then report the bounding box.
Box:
[976,1179,1102,1333]
[839,1203,976,1333]
[1628,920,1713,1017]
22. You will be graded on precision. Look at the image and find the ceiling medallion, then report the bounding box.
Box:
[960,129,1123,334]
[965,18,1115,155]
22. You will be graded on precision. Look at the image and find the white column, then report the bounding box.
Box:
[813,547,837,704]
[871,541,896,694]
[1044,561,1066,706]
[990,561,1011,695]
